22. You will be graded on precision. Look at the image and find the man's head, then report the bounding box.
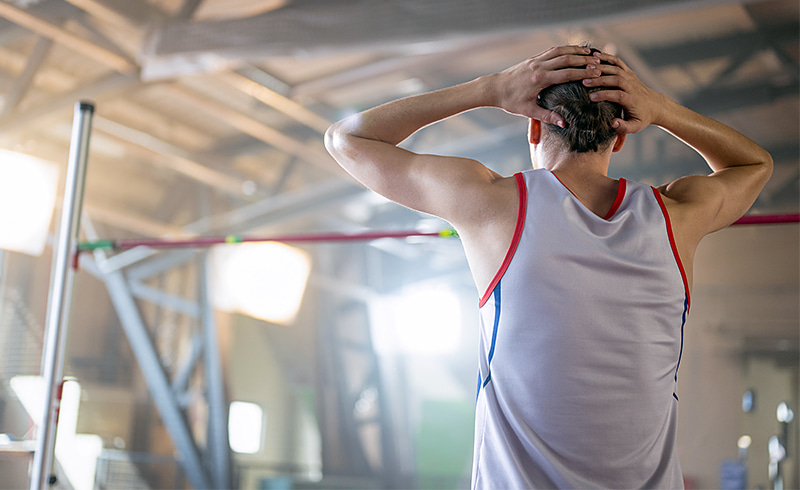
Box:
[534,48,624,154]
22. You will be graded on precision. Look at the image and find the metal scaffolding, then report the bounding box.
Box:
[33,101,234,490]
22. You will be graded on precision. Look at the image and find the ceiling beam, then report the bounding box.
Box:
[684,79,799,115]
[174,0,205,20]
[1,35,53,116]
[290,35,515,100]
[92,116,255,198]
[60,0,141,28]
[0,0,87,45]
[291,54,421,100]
[142,0,714,70]
[160,85,342,176]
[220,71,331,134]
[0,72,139,132]
[70,11,135,60]
[0,1,137,73]
[639,23,799,68]
[0,43,76,92]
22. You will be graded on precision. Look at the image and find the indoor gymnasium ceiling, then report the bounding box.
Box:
[0,0,795,242]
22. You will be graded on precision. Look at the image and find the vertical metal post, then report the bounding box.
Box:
[199,254,232,489]
[30,101,94,490]
[0,248,6,315]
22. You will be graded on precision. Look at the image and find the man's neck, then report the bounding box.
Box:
[536,149,613,181]
[535,149,622,218]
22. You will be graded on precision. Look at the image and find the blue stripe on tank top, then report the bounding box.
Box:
[487,281,501,367]
[672,296,689,401]
[476,281,502,400]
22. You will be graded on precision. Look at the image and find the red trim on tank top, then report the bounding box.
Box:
[652,187,691,310]
[602,178,626,220]
[478,173,527,308]
[551,171,625,221]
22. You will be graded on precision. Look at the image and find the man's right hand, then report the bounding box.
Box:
[580,52,664,134]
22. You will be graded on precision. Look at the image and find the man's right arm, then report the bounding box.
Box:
[650,97,773,235]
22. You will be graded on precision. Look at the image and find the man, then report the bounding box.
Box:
[325,46,772,488]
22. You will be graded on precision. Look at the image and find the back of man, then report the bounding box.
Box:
[473,169,686,488]
[325,46,772,488]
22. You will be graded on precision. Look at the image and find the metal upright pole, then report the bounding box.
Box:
[30,101,94,490]
[199,255,232,489]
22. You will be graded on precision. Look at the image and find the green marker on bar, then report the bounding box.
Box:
[77,239,115,251]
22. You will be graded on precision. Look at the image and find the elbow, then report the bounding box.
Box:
[324,122,343,159]
[762,149,774,172]
[324,117,360,162]
[758,149,774,184]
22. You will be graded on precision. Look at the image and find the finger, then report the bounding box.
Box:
[593,63,624,76]
[548,67,601,85]
[611,118,642,135]
[543,53,602,71]
[582,74,627,89]
[593,52,631,71]
[529,106,566,128]
[589,88,628,105]
[540,45,593,61]
[580,67,625,87]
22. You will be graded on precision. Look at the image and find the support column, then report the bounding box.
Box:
[199,254,232,489]
[81,212,212,489]
[99,265,212,490]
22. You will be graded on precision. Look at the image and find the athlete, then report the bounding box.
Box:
[324,45,772,488]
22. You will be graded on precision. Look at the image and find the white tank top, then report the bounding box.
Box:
[472,169,690,489]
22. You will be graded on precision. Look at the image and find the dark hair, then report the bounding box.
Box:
[537,48,623,153]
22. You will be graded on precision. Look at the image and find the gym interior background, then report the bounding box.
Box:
[0,0,797,488]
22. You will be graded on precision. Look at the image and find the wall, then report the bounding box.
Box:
[677,223,799,488]
[227,314,322,489]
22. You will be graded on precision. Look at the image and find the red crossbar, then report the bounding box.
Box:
[732,213,800,225]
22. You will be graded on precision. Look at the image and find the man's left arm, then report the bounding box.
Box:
[587,52,773,237]
[324,46,602,228]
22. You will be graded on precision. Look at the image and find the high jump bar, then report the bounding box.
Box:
[77,228,459,252]
[77,213,798,252]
